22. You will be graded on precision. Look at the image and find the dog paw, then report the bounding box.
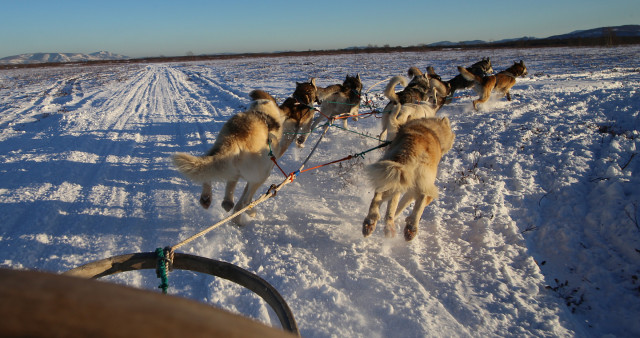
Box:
[296,136,306,148]
[232,214,246,227]
[403,225,417,241]
[200,196,212,209]
[384,224,397,238]
[362,218,377,237]
[245,207,257,217]
[221,200,234,212]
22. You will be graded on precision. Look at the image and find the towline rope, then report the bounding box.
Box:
[297,141,391,174]
[159,83,398,291]
[168,122,333,254]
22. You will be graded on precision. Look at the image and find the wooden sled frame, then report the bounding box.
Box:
[64,252,299,335]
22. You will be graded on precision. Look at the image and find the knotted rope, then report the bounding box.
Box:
[155,247,173,294]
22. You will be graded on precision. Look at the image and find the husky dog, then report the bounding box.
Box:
[425,66,453,106]
[444,57,494,96]
[458,60,528,110]
[297,74,362,147]
[363,117,455,241]
[379,71,447,140]
[379,76,438,140]
[385,67,431,105]
[173,80,319,224]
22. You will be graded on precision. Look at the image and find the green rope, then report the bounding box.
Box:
[155,247,169,294]
[322,100,359,106]
[354,141,391,158]
[330,124,383,141]
[267,137,275,157]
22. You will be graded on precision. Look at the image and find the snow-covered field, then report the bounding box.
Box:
[1,46,639,337]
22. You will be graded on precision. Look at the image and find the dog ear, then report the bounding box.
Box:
[309,77,316,88]
[441,116,451,126]
[356,74,360,80]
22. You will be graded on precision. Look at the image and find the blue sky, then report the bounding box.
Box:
[1,0,638,58]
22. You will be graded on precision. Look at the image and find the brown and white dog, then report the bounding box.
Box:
[363,117,455,241]
[423,58,494,106]
[458,60,528,110]
[172,80,319,224]
[378,69,447,140]
[379,75,438,140]
[384,67,432,105]
[446,57,494,95]
[297,74,362,147]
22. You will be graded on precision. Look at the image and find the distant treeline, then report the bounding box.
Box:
[2,36,639,70]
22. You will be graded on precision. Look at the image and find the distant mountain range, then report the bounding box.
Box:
[0,51,129,65]
[427,25,640,47]
[1,25,638,65]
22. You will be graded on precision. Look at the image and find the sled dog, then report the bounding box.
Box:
[363,117,455,241]
[446,57,494,95]
[297,74,362,147]
[173,80,319,224]
[378,76,438,140]
[458,60,528,110]
[384,67,431,105]
[425,66,454,106]
[379,72,446,140]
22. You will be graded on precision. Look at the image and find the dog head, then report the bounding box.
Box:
[293,78,319,105]
[342,74,362,101]
[510,60,528,77]
[478,57,494,74]
[281,78,319,130]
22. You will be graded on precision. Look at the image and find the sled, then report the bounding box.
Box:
[0,252,299,337]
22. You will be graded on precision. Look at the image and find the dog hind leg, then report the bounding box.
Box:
[394,193,415,217]
[384,192,401,238]
[363,191,387,237]
[473,87,492,110]
[232,180,264,225]
[221,179,238,211]
[404,194,433,241]
[200,182,213,209]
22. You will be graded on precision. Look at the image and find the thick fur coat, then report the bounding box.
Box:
[446,57,494,95]
[379,74,442,140]
[173,80,318,224]
[297,75,362,147]
[363,117,455,241]
[458,60,528,110]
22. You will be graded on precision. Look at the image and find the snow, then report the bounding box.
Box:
[1,46,639,337]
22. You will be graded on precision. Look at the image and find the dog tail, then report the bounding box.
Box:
[172,152,228,183]
[407,66,423,78]
[366,160,409,193]
[384,75,408,103]
[249,89,277,104]
[457,66,481,83]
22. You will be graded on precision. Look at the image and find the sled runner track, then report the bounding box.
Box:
[2,46,640,337]
[179,66,250,116]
